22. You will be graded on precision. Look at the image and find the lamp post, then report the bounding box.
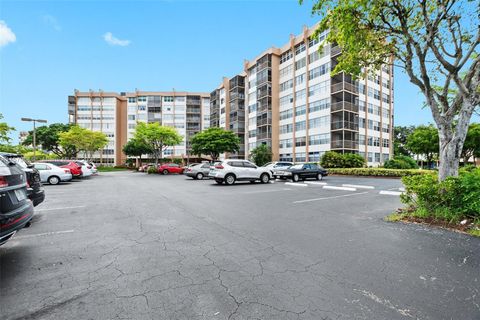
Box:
[21,118,47,161]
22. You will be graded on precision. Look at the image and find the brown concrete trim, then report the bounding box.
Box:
[271,55,280,162]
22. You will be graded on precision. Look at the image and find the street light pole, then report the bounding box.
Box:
[21,118,47,162]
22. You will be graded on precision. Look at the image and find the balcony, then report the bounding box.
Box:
[331,82,358,94]
[331,121,359,131]
[331,46,342,57]
[331,140,358,150]
[331,101,359,113]
[257,132,271,140]
[186,99,201,105]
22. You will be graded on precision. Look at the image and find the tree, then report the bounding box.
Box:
[122,139,154,167]
[406,125,439,168]
[302,0,479,181]
[190,127,240,161]
[461,123,480,164]
[134,122,182,165]
[250,144,272,166]
[58,126,108,160]
[23,123,75,158]
[393,126,415,157]
[0,113,15,144]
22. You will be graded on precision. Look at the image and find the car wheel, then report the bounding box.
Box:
[162,169,169,175]
[196,173,204,180]
[48,176,60,185]
[292,174,299,182]
[224,174,236,185]
[260,173,270,184]
[316,173,323,180]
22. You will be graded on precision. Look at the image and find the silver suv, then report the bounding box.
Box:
[209,160,272,185]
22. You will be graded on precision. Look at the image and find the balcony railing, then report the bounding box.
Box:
[186,99,201,105]
[331,46,342,57]
[331,82,359,94]
[331,121,359,131]
[256,132,271,140]
[331,140,358,149]
[330,101,359,113]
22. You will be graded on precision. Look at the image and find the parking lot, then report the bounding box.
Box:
[1,171,479,320]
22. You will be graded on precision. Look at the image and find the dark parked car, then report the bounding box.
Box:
[0,155,34,246]
[0,153,45,207]
[275,163,328,182]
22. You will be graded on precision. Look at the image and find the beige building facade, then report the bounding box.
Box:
[68,90,210,166]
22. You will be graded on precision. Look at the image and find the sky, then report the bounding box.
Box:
[1,0,440,144]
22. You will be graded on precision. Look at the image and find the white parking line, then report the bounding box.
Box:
[342,184,375,189]
[293,192,369,204]
[36,206,86,212]
[14,230,74,239]
[323,186,356,191]
[304,181,327,185]
[379,190,402,196]
[285,182,308,187]
[242,188,293,194]
[399,187,405,192]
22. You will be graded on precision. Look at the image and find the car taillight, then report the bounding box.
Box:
[27,180,30,188]
[64,169,70,173]
[0,176,8,188]
[215,165,224,169]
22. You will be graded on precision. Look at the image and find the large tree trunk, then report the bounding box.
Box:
[437,104,473,181]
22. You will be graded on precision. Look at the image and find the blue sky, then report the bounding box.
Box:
[1,0,436,143]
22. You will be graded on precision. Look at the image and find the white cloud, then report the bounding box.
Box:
[43,14,61,31]
[103,32,130,47]
[0,21,16,47]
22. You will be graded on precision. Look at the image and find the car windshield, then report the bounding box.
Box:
[289,164,303,170]
[6,156,30,168]
[262,162,273,167]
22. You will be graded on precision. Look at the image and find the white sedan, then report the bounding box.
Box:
[32,162,73,185]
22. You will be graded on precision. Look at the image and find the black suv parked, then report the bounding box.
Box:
[0,153,45,206]
[0,155,34,246]
[276,163,328,182]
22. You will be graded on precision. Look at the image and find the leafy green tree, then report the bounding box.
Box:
[0,113,15,144]
[406,125,439,168]
[461,123,480,164]
[393,126,415,157]
[134,122,182,165]
[342,153,366,168]
[58,126,108,160]
[302,0,480,181]
[190,127,240,161]
[384,155,419,169]
[122,138,154,167]
[320,151,344,168]
[22,123,75,158]
[250,144,272,166]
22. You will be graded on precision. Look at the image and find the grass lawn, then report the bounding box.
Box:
[97,166,131,172]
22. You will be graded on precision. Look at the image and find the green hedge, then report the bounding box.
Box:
[401,168,480,222]
[327,168,433,177]
[320,151,366,168]
[384,155,419,169]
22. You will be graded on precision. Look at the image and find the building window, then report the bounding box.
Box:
[359,100,366,112]
[295,89,306,101]
[308,62,330,80]
[279,94,294,107]
[295,73,305,86]
[279,138,293,148]
[308,115,330,129]
[375,153,381,162]
[382,123,390,133]
[383,153,390,161]
[309,133,330,145]
[308,151,324,162]
[280,50,293,64]
[279,109,293,120]
[295,105,306,116]
[295,136,306,147]
[128,115,136,121]
[308,36,319,47]
[249,130,256,138]
[279,64,293,78]
[309,98,330,113]
[128,97,137,103]
[248,104,257,113]
[279,153,293,162]
[359,134,365,145]
[295,42,306,55]
[163,96,174,102]
[279,79,293,92]
[280,124,293,134]
[382,138,389,148]
[295,120,306,131]
[295,57,306,70]
[308,80,329,97]
[137,96,147,102]
[295,152,306,162]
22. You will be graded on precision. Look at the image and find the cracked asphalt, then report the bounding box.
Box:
[1,171,479,320]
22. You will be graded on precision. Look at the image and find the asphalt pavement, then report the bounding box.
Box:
[1,171,479,320]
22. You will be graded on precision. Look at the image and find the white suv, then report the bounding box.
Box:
[209,160,272,185]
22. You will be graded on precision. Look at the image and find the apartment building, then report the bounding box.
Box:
[68,90,210,165]
[209,73,247,159]
[213,25,393,165]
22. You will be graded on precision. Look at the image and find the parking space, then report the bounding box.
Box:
[1,171,479,320]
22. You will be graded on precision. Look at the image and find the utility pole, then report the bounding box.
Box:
[21,118,47,161]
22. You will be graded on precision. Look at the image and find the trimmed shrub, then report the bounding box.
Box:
[320,151,365,168]
[147,167,158,174]
[327,168,432,177]
[401,168,480,222]
[384,155,418,169]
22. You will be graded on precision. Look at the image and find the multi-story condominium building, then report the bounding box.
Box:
[212,25,393,166]
[210,73,247,159]
[68,90,210,165]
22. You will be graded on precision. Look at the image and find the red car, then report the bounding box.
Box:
[158,163,183,175]
[41,160,83,177]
